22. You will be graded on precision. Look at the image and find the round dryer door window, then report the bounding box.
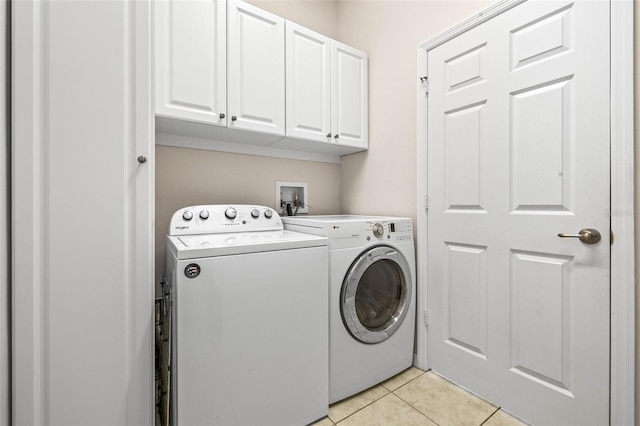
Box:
[341,245,412,344]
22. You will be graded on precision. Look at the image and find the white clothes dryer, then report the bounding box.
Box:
[164,205,329,426]
[282,215,415,403]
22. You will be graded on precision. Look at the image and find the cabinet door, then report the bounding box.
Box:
[331,41,368,149]
[13,0,154,424]
[155,0,227,126]
[285,22,331,143]
[228,0,285,135]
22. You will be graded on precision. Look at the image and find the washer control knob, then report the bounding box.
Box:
[182,211,193,221]
[251,209,260,219]
[264,210,273,219]
[224,207,237,220]
[199,210,210,220]
[372,223,384,238]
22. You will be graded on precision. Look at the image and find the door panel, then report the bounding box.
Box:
[445,43,487,93]
[444,243,488,359]
[445,103,487,211]
[511,78,572,211]
[510,250,573,394]
[427,1,610,424]
[510,4,572,70]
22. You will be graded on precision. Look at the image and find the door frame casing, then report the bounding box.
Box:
[415,0,635,424]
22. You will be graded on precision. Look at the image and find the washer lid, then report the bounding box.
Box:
[168,230,328,259]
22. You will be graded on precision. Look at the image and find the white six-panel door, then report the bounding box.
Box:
[427,1,610,424]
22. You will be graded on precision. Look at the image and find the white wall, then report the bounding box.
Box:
[1,0,9,423]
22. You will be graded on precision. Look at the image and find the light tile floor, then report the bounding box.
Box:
[313,368,527,426]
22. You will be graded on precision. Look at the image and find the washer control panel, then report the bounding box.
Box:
[169,205,282,236]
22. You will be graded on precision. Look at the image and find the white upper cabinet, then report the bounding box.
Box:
[227,0,285,136]
[154,0,368,159]
[285,22,331,143]
[285,24,368,151]
[331,41,368,149]
[155,0,227,126]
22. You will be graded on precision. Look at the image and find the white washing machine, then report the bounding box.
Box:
[282,215,415,403]
[164,205,329,426]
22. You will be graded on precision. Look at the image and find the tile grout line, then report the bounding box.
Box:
[392,372,512,426]
[390,392,442,426]
[478,407,502,426]
[381,368,430,394]
[329,368,526,426]
[332,390,390,425]
[332,368,430,425]
[388,369,444,426]
[391,369,503,426]
[429,370,500,409]
[392,389,442,426]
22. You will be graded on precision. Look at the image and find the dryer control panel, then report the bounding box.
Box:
[365,220,413,242]
[318,219,413,249]
[282,215,414,250]
[169,204,282,236]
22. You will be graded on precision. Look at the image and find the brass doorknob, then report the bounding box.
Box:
[557,228,601,245]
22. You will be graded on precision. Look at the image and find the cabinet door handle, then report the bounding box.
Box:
[231,116,237,121]
[327,133,332,138]
[137,155,147,164]
[334,134,339,139]
[219,113,225,119]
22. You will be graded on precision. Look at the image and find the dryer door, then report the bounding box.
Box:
[341,245,412,344]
